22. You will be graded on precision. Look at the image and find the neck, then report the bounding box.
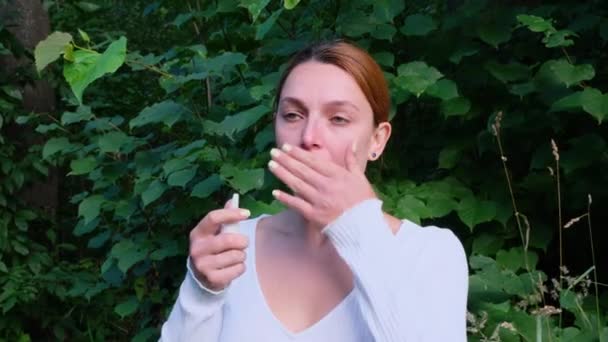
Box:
[281,209,330,248]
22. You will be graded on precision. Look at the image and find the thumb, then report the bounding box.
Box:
[345,141,359,172]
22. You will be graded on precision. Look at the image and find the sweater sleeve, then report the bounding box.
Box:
[413,228,469,341]
[322,198,468,342]
[159,258,226,342]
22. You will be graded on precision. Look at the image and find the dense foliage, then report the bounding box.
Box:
[1,0,607,340]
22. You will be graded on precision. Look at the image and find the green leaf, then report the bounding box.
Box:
[256,8,282,40]
[372,52,394,68]
[449,45,479,64]
[543,30,576,48]
[61,105,93,125]
[428,196,458,218]
[373,0,404,22]
[191,174,223,198]
[69,156,97,175]
[63,37,127,103]
[240,0,271,22]
[129,100,190,129]
[400,14,437,36]
[551,90,586,111]
[78,195,105,224]
[0,42,10,55]
[509,82,536,98]
[517,14,555,33]
[88,230,111,249]
[581,90,608,123]
[426,79,459,100]
[552,88,608,123]
[456,197,496,231]
[42,137,72,159]
[441,97,471,117]
[561,134,606,174]
[484,61,530,83]
[472,233,505,256]
[98,131,129,153]
[78,29,90,43]
[496,247,538,272]
[220,165,265,194]
[111,240,148,273]
[76,1,101,12]
[12,241,29,255]
[15,115,31,124]
[395,62,443,97]
[163,159,191,175]
[150,240,180,261]
[549,59,595,87]
[35,123,62,134]
[371,24,397,41]
[171,13,193,28]
[469,254,496,270]
[204,52,247,74]
[114,297,139,318]
[284,0,300,10]
[167,167,197,188]
[477,21,512,48]
[204,105,270,139]
[34,31,73,72]
[73,217,99,236]
[395,195,430,224]
[438,145,463,169]
[141,180,167,207]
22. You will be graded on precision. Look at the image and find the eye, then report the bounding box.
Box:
[330,115,349,125]
[282,112,302,122]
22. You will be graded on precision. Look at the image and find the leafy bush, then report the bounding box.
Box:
[1,0,607,340]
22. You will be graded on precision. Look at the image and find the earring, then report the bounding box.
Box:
[371,152,377,159]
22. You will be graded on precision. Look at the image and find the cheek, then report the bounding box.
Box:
[274,123,299,147]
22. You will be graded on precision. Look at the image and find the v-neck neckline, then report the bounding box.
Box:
[248,215,356,338]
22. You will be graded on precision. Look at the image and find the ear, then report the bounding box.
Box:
[368,122,391,161]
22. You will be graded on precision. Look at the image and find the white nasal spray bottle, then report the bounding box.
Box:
[221,193,240,234]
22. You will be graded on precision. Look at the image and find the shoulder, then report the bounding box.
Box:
[234,214,268,243]
[236,212,284,244]
[397,220,468,271]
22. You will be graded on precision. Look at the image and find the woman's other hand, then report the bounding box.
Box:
[189,201,250,292]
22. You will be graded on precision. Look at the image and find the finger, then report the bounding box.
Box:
[280,143,340,177]
[191,232,249,256]
[270,148,325,187]
[272,189,313,219]
[208,249,246,269]
[268,159,317,201]
[191,208,250,237]
[345,141,359,173]
[205,262,246,288]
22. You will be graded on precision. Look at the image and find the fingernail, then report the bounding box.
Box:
[240,209,251,217]
[268,160,278,169]
[282,143,292,152]
[270,148,281,158]
[272,190,280,198]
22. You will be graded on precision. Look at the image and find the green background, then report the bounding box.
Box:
[1,0,607,340]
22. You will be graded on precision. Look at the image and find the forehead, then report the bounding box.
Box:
[279,61,372,112]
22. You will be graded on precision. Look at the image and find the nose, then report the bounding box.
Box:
[300,117,321,151]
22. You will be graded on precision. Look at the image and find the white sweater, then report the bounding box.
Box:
[160,199,469,341]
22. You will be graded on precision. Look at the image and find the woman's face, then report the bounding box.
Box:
[275,61,390,171]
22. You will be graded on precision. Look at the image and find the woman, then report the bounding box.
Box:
[161,40,468,341]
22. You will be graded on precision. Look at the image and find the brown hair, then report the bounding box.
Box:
[275,40,390,125]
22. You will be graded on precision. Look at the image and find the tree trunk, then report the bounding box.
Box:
[0,0,58,214]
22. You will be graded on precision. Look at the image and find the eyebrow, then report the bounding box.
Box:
[279,97,360,112]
